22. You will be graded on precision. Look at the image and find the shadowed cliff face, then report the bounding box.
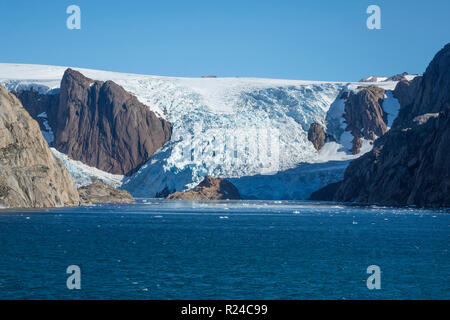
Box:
[54,69,172,175]
[11,89,59,144]
[311,43,450,207]
[11,89,59,130]
[0,85,80,208]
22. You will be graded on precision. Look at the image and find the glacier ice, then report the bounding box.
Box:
[51,148,124,188]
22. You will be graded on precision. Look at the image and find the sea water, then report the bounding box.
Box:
[0,200,448,299]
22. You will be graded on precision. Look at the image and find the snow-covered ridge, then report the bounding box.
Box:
[0,63,398,116]
[0,63,402,199]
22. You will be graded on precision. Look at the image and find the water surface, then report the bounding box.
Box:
[0,200,448,299]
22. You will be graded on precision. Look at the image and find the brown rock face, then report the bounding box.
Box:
[166,176,241,200]
[0,85,80,208]
[78,181,134,205]
[307,123,326,151]
[312,43,450,207]
[344,86,387,154]
[51,69,172,175]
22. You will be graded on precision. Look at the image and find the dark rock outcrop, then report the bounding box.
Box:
[166,176,241,200]
[307,123,326,150]
[312,43,450,207]
[53,69,172,175]
[344,86,387,154]
[11,89,60,137]
[155,186,171,198]
[78,181,134,205]
[0,85,80,208]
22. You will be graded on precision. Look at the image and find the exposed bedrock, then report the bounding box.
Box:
[56,69,172,175]
[78,181,134,205]
[166,176,241,200]
[307,122,335,151]
[0,85,80,208]
[307,123,326,151]
[343,85,387,154]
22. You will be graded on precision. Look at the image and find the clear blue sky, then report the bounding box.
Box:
[0,0,449,81]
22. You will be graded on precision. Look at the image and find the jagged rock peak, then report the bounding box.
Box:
[53,68,172,175]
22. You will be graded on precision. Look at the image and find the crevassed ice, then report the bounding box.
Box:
[51,148,124,188]
[123,82,347,197]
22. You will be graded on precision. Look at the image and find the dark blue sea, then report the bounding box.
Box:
[0,200,448,299]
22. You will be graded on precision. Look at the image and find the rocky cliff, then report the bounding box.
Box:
[311,43,450,207]
[13,69,172,176]
[167,176,241,200]
[0,85,80,208]
[54,69,172,175]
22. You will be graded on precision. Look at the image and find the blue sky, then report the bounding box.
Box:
[0,0,449,81]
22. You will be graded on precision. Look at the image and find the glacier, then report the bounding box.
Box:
[0,63,401,199]
[50,148,124,188]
